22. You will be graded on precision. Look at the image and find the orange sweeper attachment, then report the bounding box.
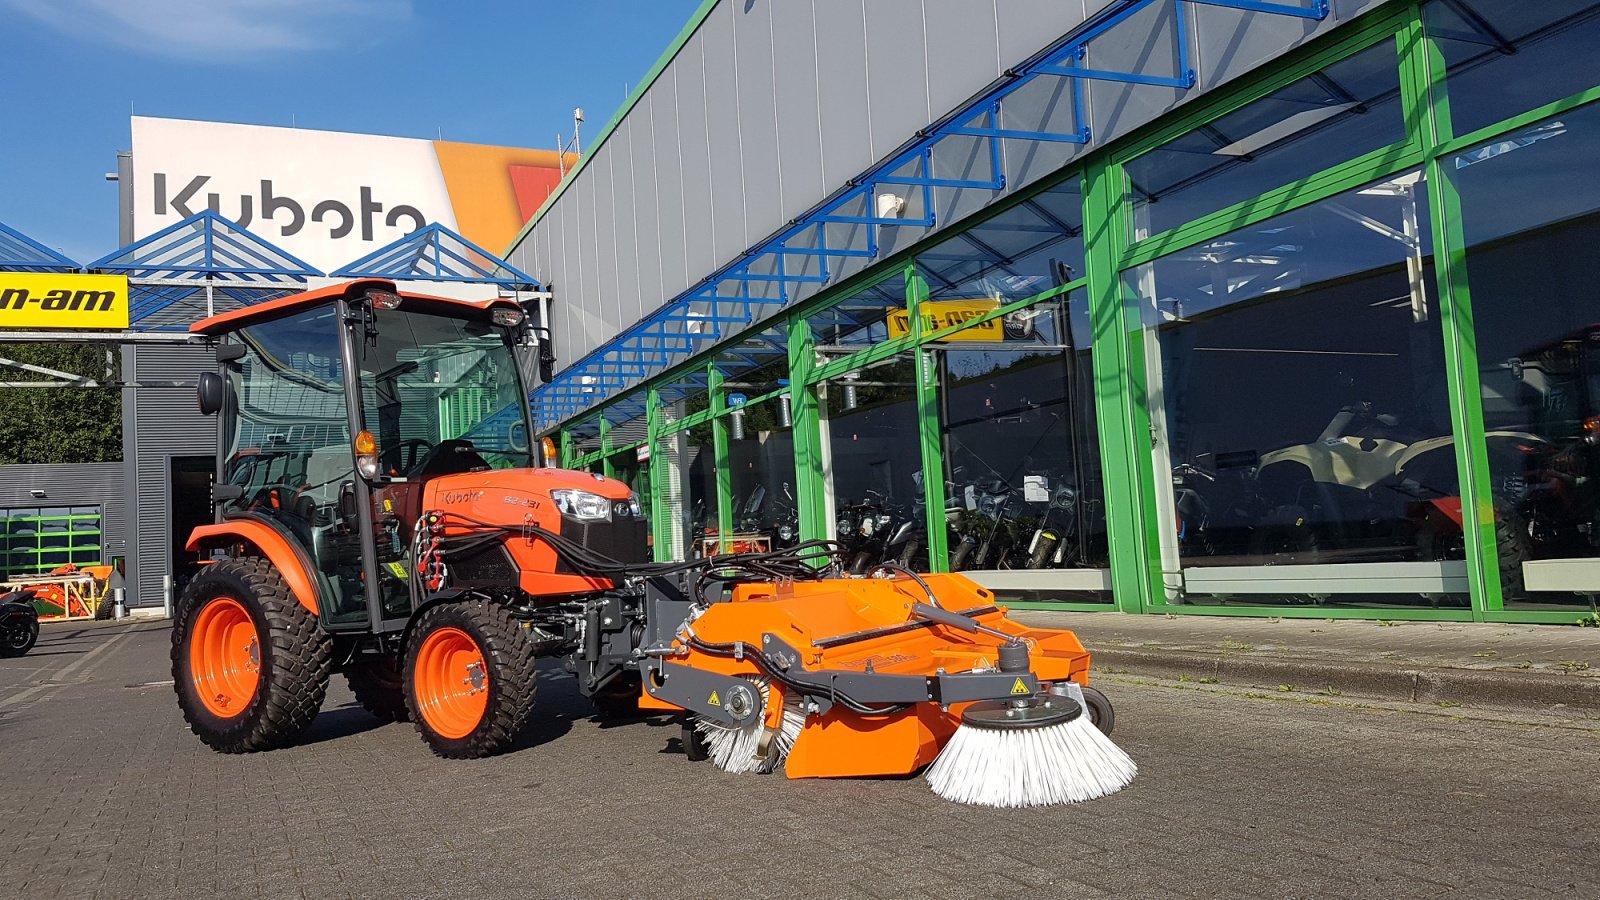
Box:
[171,281,1133,808]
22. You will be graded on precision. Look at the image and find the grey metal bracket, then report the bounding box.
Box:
[643,660,760,727]
[760,634,1041,706]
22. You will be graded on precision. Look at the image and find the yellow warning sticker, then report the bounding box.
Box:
[383,498,394,512]
[1010,678,1030,696]
[384,561,409,580]
[707,691,721,707]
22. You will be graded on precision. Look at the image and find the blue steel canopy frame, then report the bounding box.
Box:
[86,210,324,332]
[333,223,540,289]
[525,0,1329,430]
[0,222,79,273]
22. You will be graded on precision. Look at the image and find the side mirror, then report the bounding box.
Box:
[196,372,226,415]
[533,326,557,384]
[338,481,358,524]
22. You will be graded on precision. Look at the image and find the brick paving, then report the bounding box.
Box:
[1,619,1597,899]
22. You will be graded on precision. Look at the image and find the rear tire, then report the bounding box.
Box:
[590,674,643,719]
[345,657,409,723]
[172,557,331,753]
[1493,505,1532,602]
[404,599,537,758]
[0,618,37,658]
[949,538,976,572]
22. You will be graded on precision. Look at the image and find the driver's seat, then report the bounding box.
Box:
[412,439,492,479]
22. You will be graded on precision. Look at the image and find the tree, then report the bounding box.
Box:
[0,343,122,465]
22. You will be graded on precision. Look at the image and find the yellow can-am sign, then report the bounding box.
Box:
[0,273,130,330]
[886,298,1002,341]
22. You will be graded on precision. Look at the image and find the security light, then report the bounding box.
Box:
[28,489,46,499]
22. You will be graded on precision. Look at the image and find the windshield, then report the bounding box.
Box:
[355,308,532,472]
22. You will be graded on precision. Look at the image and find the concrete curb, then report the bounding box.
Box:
[1093,647,1600,710]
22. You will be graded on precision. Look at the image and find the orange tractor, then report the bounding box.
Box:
[173,280,1130,804]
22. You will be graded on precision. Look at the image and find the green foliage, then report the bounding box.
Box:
[0,343,121,465]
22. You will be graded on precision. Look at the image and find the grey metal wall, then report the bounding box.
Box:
[0,461,129,571]
[509,0,1391,376]
[124,344,216,608]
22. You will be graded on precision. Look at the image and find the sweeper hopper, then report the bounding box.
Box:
[171,280,1134,806]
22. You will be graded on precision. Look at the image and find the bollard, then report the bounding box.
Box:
[112,586,126,620]
[162,575,174,620]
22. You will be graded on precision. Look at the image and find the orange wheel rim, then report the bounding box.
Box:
[415,627,489,739]
[189,597,261,718]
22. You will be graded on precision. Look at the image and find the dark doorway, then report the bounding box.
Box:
[170,456,214,594]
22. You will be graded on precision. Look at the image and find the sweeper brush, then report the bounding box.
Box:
[633,558,1137,804]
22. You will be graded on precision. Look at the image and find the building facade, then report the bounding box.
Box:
[512,0,1600,624]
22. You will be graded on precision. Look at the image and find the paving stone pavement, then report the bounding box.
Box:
[1,619,1597,899]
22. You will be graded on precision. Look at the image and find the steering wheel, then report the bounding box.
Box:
[379,439,433,476]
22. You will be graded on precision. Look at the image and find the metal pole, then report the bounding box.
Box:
[112,587,127,620]
[161,575,173,619]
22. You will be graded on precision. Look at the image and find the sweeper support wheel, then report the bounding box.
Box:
[403,600,538,759]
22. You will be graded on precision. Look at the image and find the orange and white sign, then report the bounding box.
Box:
[131,116,571,272]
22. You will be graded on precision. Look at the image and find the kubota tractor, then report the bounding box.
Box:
[173,280,1126,799]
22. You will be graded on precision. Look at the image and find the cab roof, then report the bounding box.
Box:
[189,279,523,336]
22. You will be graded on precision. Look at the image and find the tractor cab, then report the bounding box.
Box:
[190,279,546,633]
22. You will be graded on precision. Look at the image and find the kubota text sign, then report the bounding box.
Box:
[0,273,130,330]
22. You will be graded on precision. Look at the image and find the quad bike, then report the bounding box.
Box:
[1247,403,1545,576]
[170,281,1121,795]
[0,589,40,658]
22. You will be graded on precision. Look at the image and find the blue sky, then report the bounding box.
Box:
[0,0,702,263]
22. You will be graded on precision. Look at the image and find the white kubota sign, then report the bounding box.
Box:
[130,117,569,274]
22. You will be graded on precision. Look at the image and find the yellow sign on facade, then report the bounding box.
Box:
[0,273,130,330]
[886,298,1003,341]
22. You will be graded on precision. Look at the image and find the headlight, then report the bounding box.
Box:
[778,525,794,541]
[551,489,613,521]
[860,517,876,537]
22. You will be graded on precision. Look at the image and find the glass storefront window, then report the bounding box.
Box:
[607,445,652,534]
[1427,1,1600,140]
[808,272,909,361]
[717,323,790,403]
[919,179,1085,308]
[1448,102,1600,607]
[1126,39,1404,240]
[818,352,922,573]
[726,396,800,552]
[661,422,718,559]
[938,293,1108,598]
[1132,170,1467,608]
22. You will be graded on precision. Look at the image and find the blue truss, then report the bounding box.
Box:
[83,210,323,331]
[528,0,1328,429]
[88,209,322,281]
[332,222,540,288]
[0,222,79,273]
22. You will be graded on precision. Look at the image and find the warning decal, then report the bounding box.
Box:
[1010,678,1030,696]
[707,691,721,707]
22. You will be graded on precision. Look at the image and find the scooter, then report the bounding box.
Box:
[0,588,40,658]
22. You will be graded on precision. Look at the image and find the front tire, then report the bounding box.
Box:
[404,599,537,758]
[1081,685,1114,736]
[172,557,331,753]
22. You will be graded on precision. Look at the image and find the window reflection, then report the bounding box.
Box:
[1135,171,1467,607]
[726,397,800,552]
[1427,0,1600,139]
[1450,103,1600,606]
[1127,40,1404,239]
[820,354,923,573]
